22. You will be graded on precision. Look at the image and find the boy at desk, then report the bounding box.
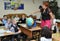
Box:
[19,14,26,23]
[2,15,7,26]
[2,18,12,41]
[5,18,12,29]
[14,15,19,21]
[10,19,20,41]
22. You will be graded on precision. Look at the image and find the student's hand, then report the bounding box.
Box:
[17,30,21,33]
[19,30,21,32]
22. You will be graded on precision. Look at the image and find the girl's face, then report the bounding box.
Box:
[8,19,11,23]
[22,15,25,18]
[12,19,17,24]
[42,5,47,9]
[16,15,18,17]
[4,16,7,19]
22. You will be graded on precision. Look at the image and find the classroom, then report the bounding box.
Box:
[0,0,60,41]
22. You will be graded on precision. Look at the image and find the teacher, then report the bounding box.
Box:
[31,1,54,29]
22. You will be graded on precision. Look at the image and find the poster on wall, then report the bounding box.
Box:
[4,2,24,10]
[4,0,24,10]
[4,0,16,1]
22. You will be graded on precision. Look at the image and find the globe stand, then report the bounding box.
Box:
[27,24,34,29]
[27,25,32,29]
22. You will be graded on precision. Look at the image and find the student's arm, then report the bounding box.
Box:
[5,23,8,29]
[19,18,21,21]
[19,18,21,23]
[17,27,21,33]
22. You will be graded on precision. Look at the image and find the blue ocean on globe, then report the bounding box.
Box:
[26,17,34,27]
[32,20,37,27]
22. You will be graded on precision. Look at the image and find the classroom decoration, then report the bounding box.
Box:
[4,0,24,10]
[26,17,34,28]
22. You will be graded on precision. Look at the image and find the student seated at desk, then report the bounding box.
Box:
[5,18,12,29]
[40,26,52,41]
[10,19,20,41]
[2,19,12,41]
[19,15,26,23]
[14,15,19,21]
[2,15,7,26]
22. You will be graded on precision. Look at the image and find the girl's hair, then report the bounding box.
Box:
[41,26,52,38]
[39,5,42,9]
[43,1,49,7]
[3,15,7,17]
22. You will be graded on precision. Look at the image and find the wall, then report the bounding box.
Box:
[0,0,48,19]
[56,0,60,7]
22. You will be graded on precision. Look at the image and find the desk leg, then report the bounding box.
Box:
[0,38,1,41]
[32,30,41,41]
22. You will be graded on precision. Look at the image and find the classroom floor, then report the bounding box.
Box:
[52,32,60,41]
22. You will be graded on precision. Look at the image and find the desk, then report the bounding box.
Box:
[36,21,41,27]
[0,21,3,26]
[20,24,41,40]
[52,33,60,41]
[0,26,21,41]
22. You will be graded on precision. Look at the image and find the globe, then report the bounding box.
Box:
[26,17,34,28]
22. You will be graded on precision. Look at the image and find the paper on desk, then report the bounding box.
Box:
[36,21,41,23]
[0,34,4,36]
[0,29,6,34]
[6,30,11,33]
[18,24,27,27]
[56,19,60,22]
[0,29,12,34]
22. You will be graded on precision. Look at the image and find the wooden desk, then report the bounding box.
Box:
[0,21,3,26]
[0,26,21,41]
[20,24,41,40]
[36,21,41,27]
[52,33,60,41]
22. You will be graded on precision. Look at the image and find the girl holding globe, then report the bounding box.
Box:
[31,1,54,29]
